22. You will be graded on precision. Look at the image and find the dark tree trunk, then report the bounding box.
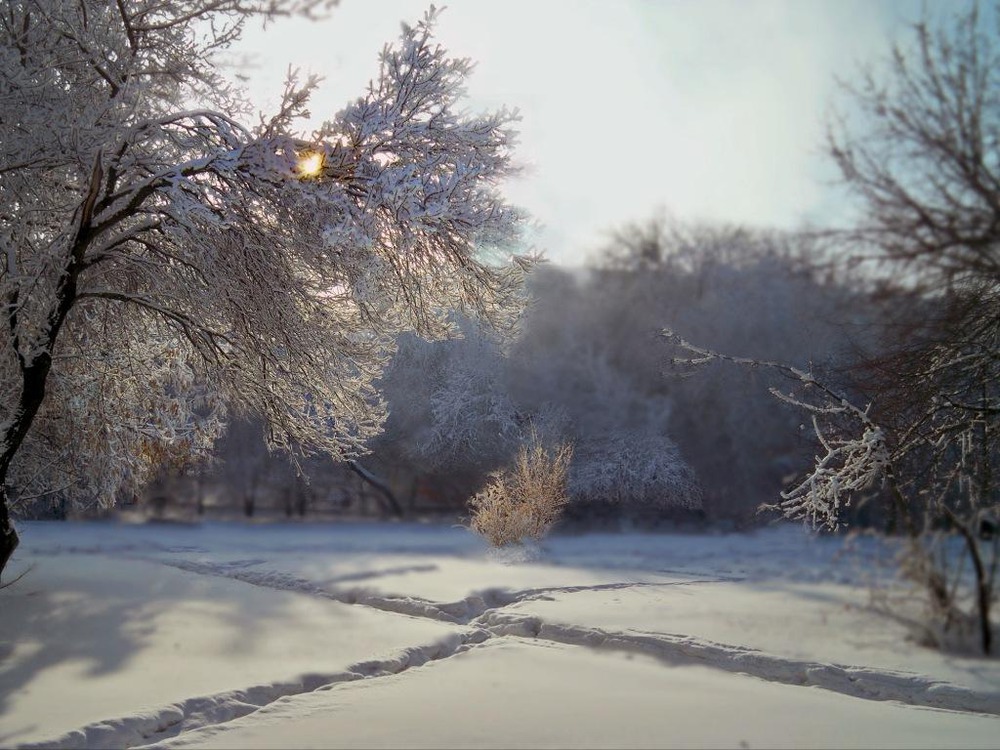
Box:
[195,477,205,516]
[347,460,403,518]
[408,478,418,515]
[296,483,308,517]
[0,357,58,580]
[0,154,103,580]
[944,507,993,655]
[0,487,19,579]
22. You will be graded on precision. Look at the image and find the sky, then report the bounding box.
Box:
[231,0,928,266]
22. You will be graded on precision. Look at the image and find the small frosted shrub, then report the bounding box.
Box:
[469,441,573,547]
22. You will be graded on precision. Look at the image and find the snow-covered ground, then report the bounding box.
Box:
[1,520,998,749]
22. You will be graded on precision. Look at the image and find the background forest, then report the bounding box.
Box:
[91,221,877,532]
[380,221,877,529]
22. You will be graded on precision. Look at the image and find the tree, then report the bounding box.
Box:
[378,315,522,476]
[0,2,531,577]
[827,3,1000,290]
[822,1,999,655]
[670,3,1000,654]
[506,273,703,519]
[371,313,546,512]
[517,337,701,516]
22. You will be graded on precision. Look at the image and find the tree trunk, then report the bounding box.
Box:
[296,484,308,517]
[0,154,101,580]
[195,477,205,516]
[0,486,19,580]
[347,460,403,518]
[943,506,992,654]
[0,358,58,580]
[408,478,418,515]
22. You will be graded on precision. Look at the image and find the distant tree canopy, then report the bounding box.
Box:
[0,2,530,575]
[587,218,877,522]
[369,221,875,525]
[374,305,702,522]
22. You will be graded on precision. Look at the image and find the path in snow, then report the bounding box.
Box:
[142,639,1000,750]
[138,554,1000,717]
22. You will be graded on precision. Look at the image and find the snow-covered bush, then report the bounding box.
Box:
[469,438,573,547]
[569,428,701,512]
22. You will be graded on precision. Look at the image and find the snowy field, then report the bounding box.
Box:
[1,520,999,749]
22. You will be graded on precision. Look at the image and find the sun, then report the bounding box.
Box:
[296,151,324,178]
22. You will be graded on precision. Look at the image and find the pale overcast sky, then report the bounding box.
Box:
[231,0,928,266]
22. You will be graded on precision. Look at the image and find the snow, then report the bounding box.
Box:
[0,550,459,749]
[155,639,1000,750]
[2,520,999,749]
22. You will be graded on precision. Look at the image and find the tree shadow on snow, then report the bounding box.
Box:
[0,550,356,746]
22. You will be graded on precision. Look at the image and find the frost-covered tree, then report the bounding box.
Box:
[817,3,999,654]
[472,274,705,517]
[370,314,532,511]
[668,3,1000,654]
[0,2,530,576]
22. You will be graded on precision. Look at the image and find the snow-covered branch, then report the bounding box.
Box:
[664,327,888,530]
